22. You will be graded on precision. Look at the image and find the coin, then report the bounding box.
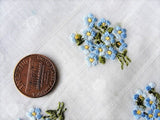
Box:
[14,54,56,98]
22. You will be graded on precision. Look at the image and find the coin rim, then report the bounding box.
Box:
[13,54,57,98]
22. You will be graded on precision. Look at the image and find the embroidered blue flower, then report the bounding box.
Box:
[86,53,98,66]
[117,39,127,51]
[133,107,145,119]
[145,96,156,109]
[145,109,154,120]
[133,90,146,102]
[113,26,127,39]
[94,43,107,56]
[97,18,111,27]
[83,28,96,40]
[81,40,95,54]
[153,109,160,119]
[146,82,156,92]
[84,13,97,28]
[101,31,115,45]
[70,33,81,43]
[26,108,42,120]
[104,47,117,60]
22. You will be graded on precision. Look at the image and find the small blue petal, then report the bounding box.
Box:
[36,114,42,119]
[149,82,156,88]
[35,108,41,114]
[26,112,32,117]
[146,86,151,91]
[29,108,35,113]
[133,94,139,100]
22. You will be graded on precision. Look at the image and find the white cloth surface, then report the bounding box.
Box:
[0,0,160,119]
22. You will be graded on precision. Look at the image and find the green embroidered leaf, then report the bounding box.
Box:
[43,102,67,120]
[99,56,106,64]
[76,39,84,46]
[95,40,101,44]
[46,110,57,116]
[101,26,108,31]
[95,32,102,40]
[107,27,113,33]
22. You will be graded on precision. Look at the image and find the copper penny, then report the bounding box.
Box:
[14,54,56,98]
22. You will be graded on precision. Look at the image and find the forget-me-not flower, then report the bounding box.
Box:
[113,26,127,39]
[83,28,96,40]
[81,40,95,54]
[101,31,115,45]
[84,13,97,28]
[97,18,111,28]
[86,53,98,66]
[104,47,117,60]
[26,108,42,120]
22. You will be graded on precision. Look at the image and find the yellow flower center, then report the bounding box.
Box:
[88,18,92,23]
[85,45,89,49]
[149,114,153,118]
[32,112,36,116]
[105,36,110,40]
[158,113,160,117]
[137,110,141,115]
[99,48,103,52]
[107,50,112,55]
[117,42,121,46]
[118,30,122,34]
[149,100,153,104]
[74,34,79,40]
[139,95,143,99]
[102,22,106,26]
[89,58,94,63]
[86,32,91,36]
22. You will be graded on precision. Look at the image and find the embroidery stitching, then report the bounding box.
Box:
[70,13,131,69]
[132,82,160,120]
[18,102,67,120]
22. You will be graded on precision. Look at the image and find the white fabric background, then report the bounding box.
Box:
[0,0,160,120]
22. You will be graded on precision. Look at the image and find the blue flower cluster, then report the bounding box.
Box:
[71,13,131,69]
[133,82,160,120]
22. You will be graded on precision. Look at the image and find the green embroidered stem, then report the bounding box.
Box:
[125,55,131,62]
[136,97,146,109]
[94,26,104,34]
[122,56,128,66]
[117,55,124,70]
[116,50,131,70]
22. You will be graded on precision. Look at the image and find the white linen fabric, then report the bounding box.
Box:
[0,0,160,120]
